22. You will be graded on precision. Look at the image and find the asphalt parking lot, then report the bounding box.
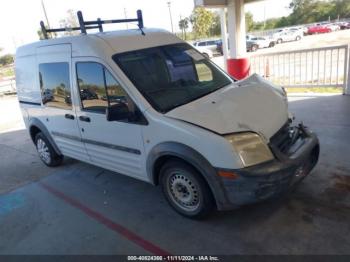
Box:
[0,94,349,255]
[211,29,350,69]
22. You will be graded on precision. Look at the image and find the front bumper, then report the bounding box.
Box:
[217,123,319,208]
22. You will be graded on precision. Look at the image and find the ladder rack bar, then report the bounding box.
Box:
[39,9,144,40]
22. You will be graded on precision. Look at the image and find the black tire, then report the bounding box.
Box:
[269,41,275,47]
[35,132,63,167]
[277,38,283,44]
[251,44,258,52]
[202,53,209,59]
[295,35,301,41]
[160,160,215,219]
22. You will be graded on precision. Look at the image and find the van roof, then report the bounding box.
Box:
[16,28,182,58]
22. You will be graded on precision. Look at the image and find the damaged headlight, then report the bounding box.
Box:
[225,132,274,167]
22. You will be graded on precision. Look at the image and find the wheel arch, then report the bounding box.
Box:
[146,142,230,210]
[28,118,62,155]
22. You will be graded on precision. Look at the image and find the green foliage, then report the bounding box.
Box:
[0,54,14,66]
[190,7,214,38]
[0,67,14,78]
[245,12,255,32]
[209,12,221,36]
[179,18,189,40]
[247,0,350,32]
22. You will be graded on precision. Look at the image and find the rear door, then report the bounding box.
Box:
[36,44,89,162]
[72,57,147,181]
[206,40,217,52]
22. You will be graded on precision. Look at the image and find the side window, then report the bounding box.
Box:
[198,42,206,46]
[76,62,136,115]
[76,62,107,113]
[39,62,72,109]
[105,70,129,107]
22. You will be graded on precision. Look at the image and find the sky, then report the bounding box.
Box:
[0,0,292,54]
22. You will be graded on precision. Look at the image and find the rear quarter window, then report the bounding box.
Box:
[39,62,72,110]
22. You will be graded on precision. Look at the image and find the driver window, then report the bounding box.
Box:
[105,69,135,113]
[76,62,135,115]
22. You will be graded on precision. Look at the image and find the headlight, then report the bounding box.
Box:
[225,132,274,167]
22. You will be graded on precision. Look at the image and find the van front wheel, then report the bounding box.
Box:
[160,160,214,219]
[35,132,63,167]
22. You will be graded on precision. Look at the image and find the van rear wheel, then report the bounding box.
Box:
[35,132,63,167]
[160,160,214,219]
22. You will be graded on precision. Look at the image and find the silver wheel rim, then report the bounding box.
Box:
[166,171,200,212]
[37,138,51,164]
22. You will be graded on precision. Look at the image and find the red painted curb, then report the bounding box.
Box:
[39,182,171,256]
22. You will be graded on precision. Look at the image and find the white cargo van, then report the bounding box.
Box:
[15,11,319,218]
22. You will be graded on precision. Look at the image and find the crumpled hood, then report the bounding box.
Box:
[165,74,288,141]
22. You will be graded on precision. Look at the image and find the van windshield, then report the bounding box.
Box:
[113,43,233,113]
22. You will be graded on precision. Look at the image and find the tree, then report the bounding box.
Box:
[179,18,189,40]
[190,7,214,38]
[288,0,334,24]
[209,12,221,36]
[245,12,255,32]
[244,0,350,33]
[59,9,79,36]
[0,54,14,66]
[332,0,350,19]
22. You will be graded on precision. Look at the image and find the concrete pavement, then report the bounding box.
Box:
[0,94,349,254]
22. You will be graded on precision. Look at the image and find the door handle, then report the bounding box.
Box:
[65,114,75,120]
[79,116,91,122]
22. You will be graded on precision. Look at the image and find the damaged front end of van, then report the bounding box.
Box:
[165,74,320,208]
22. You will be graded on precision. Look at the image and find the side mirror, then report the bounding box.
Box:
[106,103,130,121]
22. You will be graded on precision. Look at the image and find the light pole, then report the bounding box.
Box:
[167,1,174,33]
[41,0,51,29]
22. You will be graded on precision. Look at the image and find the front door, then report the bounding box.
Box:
[72,58,146,181]
[36,45,89,162]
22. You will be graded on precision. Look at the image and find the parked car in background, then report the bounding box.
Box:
[193,39,220,54]
[246,36,275,52]
[216,39,224,55]
[340,22,350,30]
[192,44,214,59]
[307,24,332,34]
[216,38,230,55]
[327,23,340,31]
[272,28,303,44]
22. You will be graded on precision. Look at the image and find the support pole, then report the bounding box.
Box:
[346,44,350,95]
[226,0,249,79]
[77,11,87,34]
[220,8,228,71]
[40,21,48,39]
[227,0,246,58]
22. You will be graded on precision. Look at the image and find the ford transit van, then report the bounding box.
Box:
[15,12,319,218]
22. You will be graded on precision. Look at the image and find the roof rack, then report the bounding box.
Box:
[40,9,145,40]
